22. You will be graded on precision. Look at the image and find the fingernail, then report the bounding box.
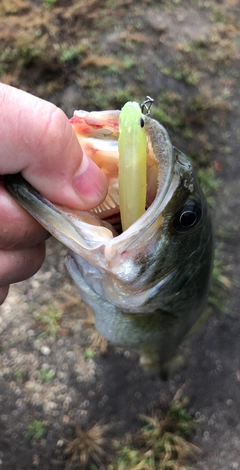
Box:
[73,152,108,208]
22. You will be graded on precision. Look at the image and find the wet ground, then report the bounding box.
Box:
[0,0,240,468]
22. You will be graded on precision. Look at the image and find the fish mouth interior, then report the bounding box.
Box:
[65,113,174,240]
[86,144,159,236]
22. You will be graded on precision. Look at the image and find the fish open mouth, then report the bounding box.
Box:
[4,110,176,260]
[68,109,175,238]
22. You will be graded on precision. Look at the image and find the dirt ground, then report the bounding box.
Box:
[0,0,240,469]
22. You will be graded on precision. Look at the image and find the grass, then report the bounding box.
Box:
[0,42,39,68]
[33,303,63,339]
[64,424,110,468]
[151,106,183,132]
[85,84,139,111]
[178,20,237,73]
[108,400,200,470]
[43,0,58,9]
[26,420,47,440]
[208,245,232,312]
[84,349,95,359]
[210,6,237,26]
[162,66,200,86]
[59,44,86,63]
[150,91,187,134]
[39,368,55,382]
[197,167,221,207]
[16,45,39,65]
[62,401,199,469]
[14,369,24,384]
[195,164,231,314]
[196,167,231,313]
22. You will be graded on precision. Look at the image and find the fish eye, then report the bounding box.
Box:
[139,117,145,128]
[172,200,202,233]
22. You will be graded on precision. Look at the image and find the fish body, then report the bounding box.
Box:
[5,106,214,375]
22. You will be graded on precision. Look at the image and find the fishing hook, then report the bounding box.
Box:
[141,96,154,115]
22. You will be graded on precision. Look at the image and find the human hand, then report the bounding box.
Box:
[0,83,108,305]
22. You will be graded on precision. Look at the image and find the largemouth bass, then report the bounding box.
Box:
[5,103,213,376]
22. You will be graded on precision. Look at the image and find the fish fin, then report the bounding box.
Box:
[140,353,186,379]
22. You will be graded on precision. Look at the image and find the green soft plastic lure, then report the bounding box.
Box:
[118,101,147,231]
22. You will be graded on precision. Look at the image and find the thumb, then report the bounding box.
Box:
[0,83,108,210]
